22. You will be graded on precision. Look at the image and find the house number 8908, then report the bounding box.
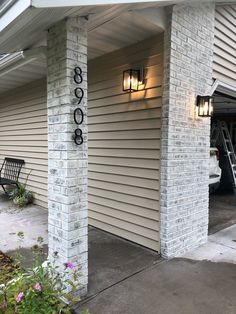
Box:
[73,66,84,145]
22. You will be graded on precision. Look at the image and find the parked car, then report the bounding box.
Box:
[209,147,222,193]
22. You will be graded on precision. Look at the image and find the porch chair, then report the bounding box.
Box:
[0,158,25,194]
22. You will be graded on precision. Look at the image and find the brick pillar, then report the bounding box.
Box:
[160,3,215,258]
[47,17,88,295]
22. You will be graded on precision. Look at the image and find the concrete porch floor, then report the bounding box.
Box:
[0,194,48,251]
[0,194,236,313]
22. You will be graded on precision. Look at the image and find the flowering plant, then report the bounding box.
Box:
[8,170,33,208]
[0,233,89,314]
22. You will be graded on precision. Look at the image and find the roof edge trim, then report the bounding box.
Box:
[211,80,236,98]
[31,0,168,8]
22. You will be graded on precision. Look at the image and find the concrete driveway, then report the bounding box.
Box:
[76,257,236,314]
[76,226,236,314]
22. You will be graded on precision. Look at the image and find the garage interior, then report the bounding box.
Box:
[209,87,236,235]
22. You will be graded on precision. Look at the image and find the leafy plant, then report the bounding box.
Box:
[8,171,33,208]
[0,233,89,314]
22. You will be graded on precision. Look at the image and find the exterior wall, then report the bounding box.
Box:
[161,3,215,258]
[213,5,236,86]
[0,79,47,208]
[88,35,163,251]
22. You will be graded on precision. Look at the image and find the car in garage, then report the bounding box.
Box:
[209,147,222,193]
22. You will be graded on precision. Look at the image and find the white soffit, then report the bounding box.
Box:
[88,9,165,59]
[0,1,168,54]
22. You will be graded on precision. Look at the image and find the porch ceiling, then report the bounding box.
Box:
[0,2,167,93]
[0,2,169,54]
[0,58,46,94]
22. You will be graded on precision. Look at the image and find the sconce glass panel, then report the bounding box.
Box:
[197,95,213,117]
[123,69,140,92]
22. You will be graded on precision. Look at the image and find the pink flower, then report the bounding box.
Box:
[34,282,42,291]
[64,261,75,269]
[0,300,7,309]
[16,292,24,303]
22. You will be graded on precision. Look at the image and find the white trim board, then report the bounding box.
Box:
[211,80,236,99]
[31,0,236,7]
[31,0,174,7]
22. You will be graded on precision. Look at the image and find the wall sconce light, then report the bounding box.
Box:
[123,68,144,92]
[196,95,214,117]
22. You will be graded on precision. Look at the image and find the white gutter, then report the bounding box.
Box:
[0,0,31,32]
[0,47,46,78]
[0,0,17,17]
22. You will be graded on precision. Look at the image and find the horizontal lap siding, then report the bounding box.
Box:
[0,79,48,208]
[88,35,163,251]
[213,5,236,86]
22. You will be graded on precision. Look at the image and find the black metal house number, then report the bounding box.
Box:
[73,66,84,145]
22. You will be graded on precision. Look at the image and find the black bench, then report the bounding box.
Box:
[0,158,25,194]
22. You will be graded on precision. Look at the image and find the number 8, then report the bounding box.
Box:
[74,128,83,145]
[74,67,83,84]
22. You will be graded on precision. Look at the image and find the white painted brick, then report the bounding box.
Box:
[47,17,88,295]
[160,3,215,258]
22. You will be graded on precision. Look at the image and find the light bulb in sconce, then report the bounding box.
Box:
[196,95,214,117]
[123,68,144,92]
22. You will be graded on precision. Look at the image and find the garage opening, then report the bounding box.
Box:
[209,88,236,235]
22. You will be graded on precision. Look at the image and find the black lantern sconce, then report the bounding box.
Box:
[196,95,214,117]
[123,68,144,92]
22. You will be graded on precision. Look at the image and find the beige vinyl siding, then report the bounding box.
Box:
[213,5,236,86]
[88,35,163,251]
[0,79,48,208]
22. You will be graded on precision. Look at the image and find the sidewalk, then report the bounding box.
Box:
[184,224,236,264]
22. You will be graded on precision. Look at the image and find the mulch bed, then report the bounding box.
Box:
[0,251,17,284]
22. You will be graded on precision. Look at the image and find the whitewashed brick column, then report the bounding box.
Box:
[47,17,88,295]
[160,3,215,258]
